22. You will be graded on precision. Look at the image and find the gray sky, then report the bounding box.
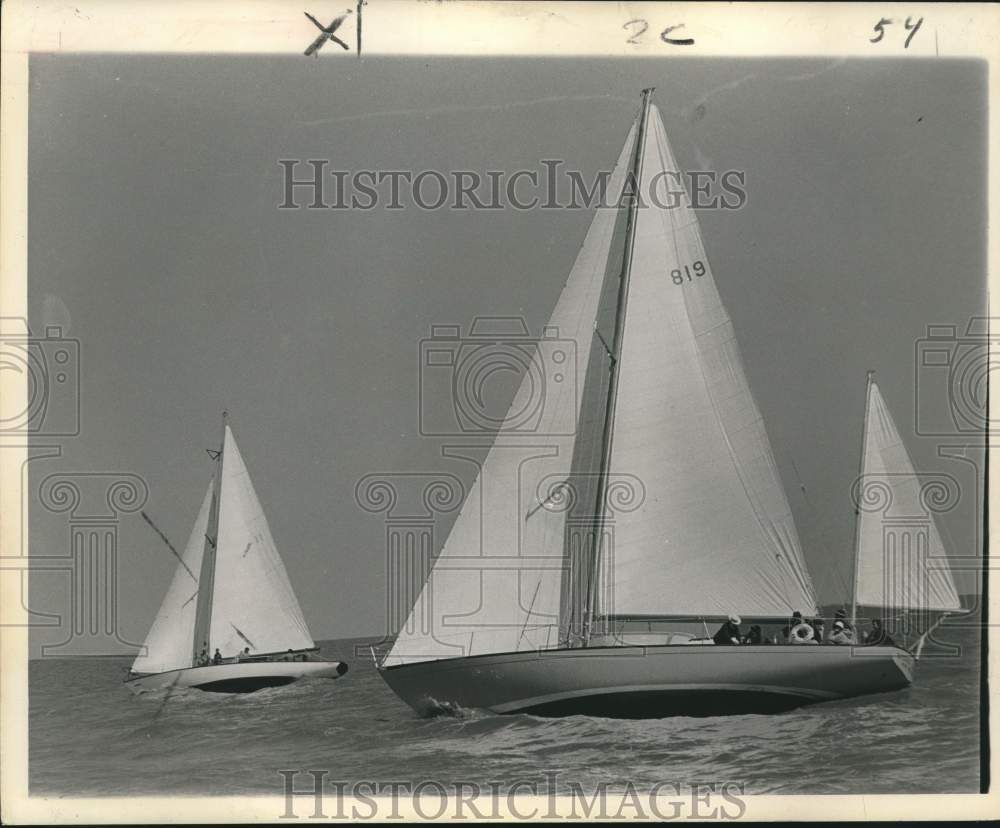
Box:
[28,56,986,645]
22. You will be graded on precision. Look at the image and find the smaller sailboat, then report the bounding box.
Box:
[127,413,348,694]
[851,371,965,644]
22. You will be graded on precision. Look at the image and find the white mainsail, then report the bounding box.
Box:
[854,379,962,611]
[131,481,213,674]
[207,425,315,657]
[600,104,817,618]
[386,94,818,668]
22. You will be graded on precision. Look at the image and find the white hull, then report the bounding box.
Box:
[126,660,348,694]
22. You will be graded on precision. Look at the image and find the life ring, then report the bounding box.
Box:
[791,623,814,642]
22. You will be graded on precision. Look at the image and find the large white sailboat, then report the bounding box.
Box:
[376,89,962,717]
[127,414,348,693]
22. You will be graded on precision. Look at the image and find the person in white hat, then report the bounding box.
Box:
[713,614,743,646]
[829,620,855,645]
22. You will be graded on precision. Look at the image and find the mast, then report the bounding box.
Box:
[191,410,228,664]
[850,371,875,632]
[582,88,653,644]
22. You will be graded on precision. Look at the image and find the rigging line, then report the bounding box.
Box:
[517,579,543,649]
[230,624,257,650]
[525,480,568,522]
[140,511,198,583]
[593,324,615,362]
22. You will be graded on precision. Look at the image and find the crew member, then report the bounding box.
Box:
[834,608,854,635]
[829,620,854,645]
[864,618,895,646]
[782,611,805,643]
[713,614,742,646]
[810,617,826,644]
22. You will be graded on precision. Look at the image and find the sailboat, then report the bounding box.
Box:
[127,414,348,693]
[851,371,964,641]
[376,89,962,717]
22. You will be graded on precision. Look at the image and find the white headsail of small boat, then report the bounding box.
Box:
[129,414,346,692]
[383,89,819,670]
[850,372,963,637]
[130,481,213,675]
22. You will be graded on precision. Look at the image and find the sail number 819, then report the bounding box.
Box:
[670,261,706,285]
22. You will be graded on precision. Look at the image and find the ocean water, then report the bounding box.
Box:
[30,626,983,798]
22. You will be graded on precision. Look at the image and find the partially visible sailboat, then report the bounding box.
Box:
[127,413,348,693]
[376,89,962,718]
[851,371,965,643]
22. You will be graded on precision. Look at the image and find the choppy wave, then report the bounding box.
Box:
[29,628,982,796]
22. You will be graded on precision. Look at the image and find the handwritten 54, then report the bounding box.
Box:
[870,16,924,49]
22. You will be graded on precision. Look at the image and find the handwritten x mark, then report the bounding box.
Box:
[304,10,352,56]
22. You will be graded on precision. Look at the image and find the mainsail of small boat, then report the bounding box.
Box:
[851,372,963,626]
[128,414,347,693]
[378,89,951,718]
